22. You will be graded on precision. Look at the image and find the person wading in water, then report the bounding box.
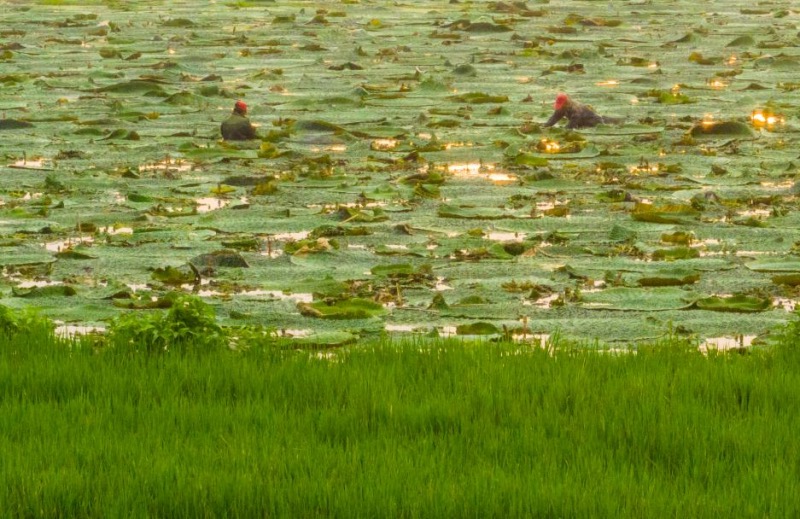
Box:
[220,100,257,141]
[543,93,622,129]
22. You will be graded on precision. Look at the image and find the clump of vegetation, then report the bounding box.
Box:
[107,294,224,353]
[0,304,52,338]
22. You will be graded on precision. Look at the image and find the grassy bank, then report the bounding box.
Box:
[2,317,800,518]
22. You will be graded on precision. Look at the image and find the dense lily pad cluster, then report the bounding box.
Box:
[1,1,799,345]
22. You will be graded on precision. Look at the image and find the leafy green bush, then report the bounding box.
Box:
[107,293,224,353]
[0,304,54,338]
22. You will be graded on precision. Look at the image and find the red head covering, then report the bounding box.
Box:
[234,100,247,114]
[554,93,569,110]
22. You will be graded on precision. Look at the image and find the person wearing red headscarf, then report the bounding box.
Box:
[543,93,621,129]
[220,100,257,140]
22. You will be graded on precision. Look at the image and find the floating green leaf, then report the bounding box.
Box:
[297,298,387,319]
[694,295,771,313]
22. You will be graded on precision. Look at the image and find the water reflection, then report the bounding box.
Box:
[371,139,399,151]
[139,158,194,173]
[443,162,518,184]
[45,236,94,252]
[699,335,755,354]
[55,324,105,337]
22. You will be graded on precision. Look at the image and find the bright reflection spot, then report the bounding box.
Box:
[486,231,525,241]
[444,141,473,150]
[447,162,481,175]
[55,325,105,338]
[511,333,551,348]
[751,109,784,129]
[139,158,194,173]
[9,158,49,169]
[774,298,797,312]
[648,62,659,69]
[539,138,560,153]
[99,226,133,235]
[371,138,399,151]
[524,293,559,308]
[434,277,453,291]
[727,54,737,66]
[738,208,771,218]
[699,335,755,354]
[18,280,62,288]
[760,180,795,190]
[596,80,619,87]
[488,172,517,184]
[445,161,518,185]
[271,231,310,241]
[439,326,458,337]
[45,236,94,252]
[707,79,728,90]
[195,197,229,213]
[310,144,347,153]
[628,160,659,174]
[278,329,313,338]
[385,324,420,332]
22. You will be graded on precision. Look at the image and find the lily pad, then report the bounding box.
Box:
[745,260,800,272]
[438,204,522,220]
[297,298,387,319]
[631,203,699,225]
[580,287,696,311]
[694,295,771,313]
[288,331,357,348]
[689,121,755,138]
[455,322,501,335]
[13,285,77,298]
[637,268,700,287]
[190,250,249,268]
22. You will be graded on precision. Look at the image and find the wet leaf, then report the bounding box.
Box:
[289,331,357,348]
[631,203,699,225]
[456,322,500,335]
[694,295,771,313]
[448,92,509,104]
[13,285,77,298]
[580,287,696,311]
[689,121,755,138]
[190,250,249,269]
[297,298,387,319]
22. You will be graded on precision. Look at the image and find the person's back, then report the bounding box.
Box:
[221,100,257,141]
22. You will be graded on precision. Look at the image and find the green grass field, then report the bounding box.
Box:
[3,314,800,517]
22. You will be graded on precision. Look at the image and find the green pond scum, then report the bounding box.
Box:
[1,0,800,345]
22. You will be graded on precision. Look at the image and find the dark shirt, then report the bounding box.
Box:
[543,101,618,129]
[220,113,257,141]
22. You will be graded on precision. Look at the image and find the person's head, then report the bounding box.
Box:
[554,93,569,110]
[234,100,247,115]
